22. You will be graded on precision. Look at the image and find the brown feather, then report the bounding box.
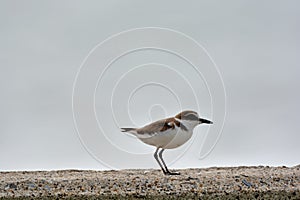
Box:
[137,117,187,135]
[175,110,197,120]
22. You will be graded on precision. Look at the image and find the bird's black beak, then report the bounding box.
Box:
[199,118,213,124]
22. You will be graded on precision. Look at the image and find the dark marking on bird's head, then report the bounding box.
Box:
[175,110,199,121]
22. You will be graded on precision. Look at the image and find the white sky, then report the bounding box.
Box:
[0,1,299,171]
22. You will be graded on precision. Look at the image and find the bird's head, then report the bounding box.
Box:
[175,110,213,130]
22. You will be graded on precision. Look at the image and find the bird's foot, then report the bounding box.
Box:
[165,171,180,175]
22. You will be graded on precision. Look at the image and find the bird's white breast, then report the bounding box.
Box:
[138,126,193,149]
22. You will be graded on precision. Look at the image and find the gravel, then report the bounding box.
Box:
[0,165,299,199]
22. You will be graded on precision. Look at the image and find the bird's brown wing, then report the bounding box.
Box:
[136,117,177,135]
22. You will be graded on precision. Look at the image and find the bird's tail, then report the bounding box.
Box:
[120,127,137,135]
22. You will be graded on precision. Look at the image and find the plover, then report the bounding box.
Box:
[121,110,213,175]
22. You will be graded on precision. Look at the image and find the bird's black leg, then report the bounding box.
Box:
[154,148,167,175]
[158,149,180,175]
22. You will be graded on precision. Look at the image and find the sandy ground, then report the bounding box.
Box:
[0,165,299,199]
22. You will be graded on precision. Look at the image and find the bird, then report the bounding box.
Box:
[121,110,213,175]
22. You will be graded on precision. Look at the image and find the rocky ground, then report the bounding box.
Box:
[0,165,299,199]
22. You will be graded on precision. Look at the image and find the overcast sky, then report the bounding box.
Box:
[1,1,299,171]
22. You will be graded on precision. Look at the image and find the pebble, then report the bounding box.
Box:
[242,179,252,187]
[4,183,17,190]
[27,183,36,189]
